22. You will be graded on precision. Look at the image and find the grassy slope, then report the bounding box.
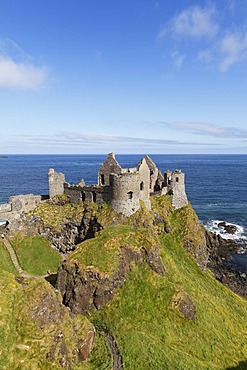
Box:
[70,200,246,370]
[0,239,18,275]
[88,230,247,370]
[0,270,94,370]
[70,225,158,277]
[28,199,84,230]
[11,235,62,275]
[1,197,246,369]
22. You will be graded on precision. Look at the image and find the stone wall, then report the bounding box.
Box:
[0,194,42,222]
[49,153,188,217]
[141,155,159,192]
[64,184,111,206]
[167,170,188,209]
[0,203,12,213]
[98,153,122,186]
[137,158,151,210]
[9,194,41,213]
[48,168,65,198]
[110,172,140,216]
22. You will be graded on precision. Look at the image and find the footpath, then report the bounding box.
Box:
[2,234,47,279]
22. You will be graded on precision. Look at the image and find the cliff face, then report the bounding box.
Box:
[56,198,210,316]
[205,230,247,298]
[57,226,166,315]
[53,197,247,370]
[1,194,247,369]
[0,270,95,369]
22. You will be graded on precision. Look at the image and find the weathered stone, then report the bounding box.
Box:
[171,290,196,321]
[144,247,167,276]
[56,244,163,315]
[52,152,188,217]
[218,221,238,235]
[48,168,65,198]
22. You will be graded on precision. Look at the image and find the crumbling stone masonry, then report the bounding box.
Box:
[49,152,188,217]
[0,194,42,221]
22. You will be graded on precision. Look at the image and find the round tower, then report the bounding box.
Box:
[110,172,140,216]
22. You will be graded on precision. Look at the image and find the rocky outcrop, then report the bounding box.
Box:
[39,221,82,254]
[0,270,95,369]
[57,238,167,316]
[205,230,247,298]
[170,290,196,321]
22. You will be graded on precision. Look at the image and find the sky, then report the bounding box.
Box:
[0,0,247,154]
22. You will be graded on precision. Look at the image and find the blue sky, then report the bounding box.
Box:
[0,0,247,154]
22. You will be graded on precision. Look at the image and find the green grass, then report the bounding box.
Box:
[11,235,62,276]
[87,229,247,370]
[0,240,18,275]
[1,195,246,369]
[28,200,84,230]
[0,269,95,370]
[70,225,159,276]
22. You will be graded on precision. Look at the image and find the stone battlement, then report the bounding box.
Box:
[49,153,188,216]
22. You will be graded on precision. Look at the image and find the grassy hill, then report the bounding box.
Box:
[0,196,246,369]
[87,228,247,369]
[0,270,95,370]
[57,199,247,369]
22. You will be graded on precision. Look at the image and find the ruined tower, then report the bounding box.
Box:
[165,169,188,209]
[98,152,122,186]
[48,168,65,199]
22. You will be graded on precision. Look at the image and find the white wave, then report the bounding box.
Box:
[206,220,247,241]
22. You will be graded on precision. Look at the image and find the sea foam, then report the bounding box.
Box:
[206,220,247,241]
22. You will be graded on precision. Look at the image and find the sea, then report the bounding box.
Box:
[0,154,246,272]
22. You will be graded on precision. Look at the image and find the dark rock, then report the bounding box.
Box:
[57,245,144,315]
[79,211,103,241]
[218,221,238,234]
[57,243,166,315]
[144,247,168,276]
[205,229,247,298]
[171,290,196,321]
[78,329,95,362]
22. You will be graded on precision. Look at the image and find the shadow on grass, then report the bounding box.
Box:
[226,361,247,369]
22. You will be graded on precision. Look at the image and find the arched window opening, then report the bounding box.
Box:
[140,182,144,191]
[92,191,97,203]
[81,191,86,202]
[127,191,133,200]
[100,174,105,185]
[176,177,179,183]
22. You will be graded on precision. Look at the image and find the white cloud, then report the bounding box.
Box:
[159,4,247,72]
[166,122,247,138]
[0,56,48,90]
[219,31,247,72]
[12,131,218,148]
[170,51,185,68]
[159,5,218,40]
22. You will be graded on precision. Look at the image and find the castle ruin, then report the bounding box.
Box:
[49,153,188,216]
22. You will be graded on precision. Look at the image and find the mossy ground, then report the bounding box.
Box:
[28,199,84,230]
[0,197,246,369]
[70,199,247,370]
[0,239,18,275]
[11,235,62,276]
[0,270,94,370]
[70,225,158,277]
[88,231,247,369]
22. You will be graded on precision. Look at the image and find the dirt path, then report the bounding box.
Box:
[100,328,124,370]
[2,235,47,279]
